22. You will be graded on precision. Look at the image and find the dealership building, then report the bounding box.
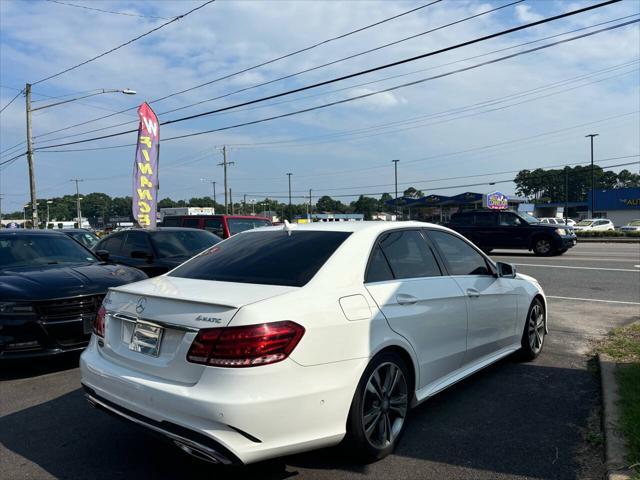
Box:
[530,187,640,226]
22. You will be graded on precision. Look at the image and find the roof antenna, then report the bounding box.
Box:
[283,219,293,236]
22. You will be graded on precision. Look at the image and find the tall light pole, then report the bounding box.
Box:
[585,134,599,217]
[71,178,84,228]
[392,159,400,220]
[25,86,136,229]
[286,172,293,221]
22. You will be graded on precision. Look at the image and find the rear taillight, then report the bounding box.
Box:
[94,305,106,337]
[187,321,305,368]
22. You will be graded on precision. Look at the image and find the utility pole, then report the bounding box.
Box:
[392,159,400,220]
[309,188,312,220]
[71,178,84,228]
[25,83,38,229]
[286,173,292,221]
[564,167,569,224]
[229,188,234,215]
[217,146,234,214]
[212,181,216,204]
[585,134,598,217]
[243,194,247,215]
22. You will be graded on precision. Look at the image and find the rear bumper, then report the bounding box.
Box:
[80,337,367,464]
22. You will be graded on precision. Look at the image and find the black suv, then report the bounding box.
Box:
[446,209,577,256]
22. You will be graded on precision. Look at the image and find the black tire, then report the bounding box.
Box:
[518,298,546,361]
[555,248,568,255]
[344,351,411,463]
[532,236,555,256]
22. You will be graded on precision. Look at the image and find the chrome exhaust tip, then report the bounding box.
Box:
[173,440,221,464]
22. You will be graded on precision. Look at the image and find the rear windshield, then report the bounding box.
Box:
[170,230,351,286]
[227,218,272,236]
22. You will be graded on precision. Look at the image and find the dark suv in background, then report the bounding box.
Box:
[446,209,577,256]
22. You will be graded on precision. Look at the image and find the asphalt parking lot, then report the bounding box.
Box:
[1,242,638,480]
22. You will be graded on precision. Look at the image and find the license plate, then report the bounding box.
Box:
[129,321,164,357]
[82,315,94,335]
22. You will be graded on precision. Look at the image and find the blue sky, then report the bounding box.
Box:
[0,0,638,213]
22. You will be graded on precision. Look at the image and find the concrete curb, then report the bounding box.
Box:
[577,238,640,243]
[598,353,635,480]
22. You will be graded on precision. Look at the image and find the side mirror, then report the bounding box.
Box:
[496,261,516,278]
[131,250,154,262]
[95,250,110,262]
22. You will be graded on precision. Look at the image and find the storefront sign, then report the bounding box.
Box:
[484,191,509,210]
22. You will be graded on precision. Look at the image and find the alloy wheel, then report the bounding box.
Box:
[535,239,551,254]
[361,362,408,449]
[528,303,545,353]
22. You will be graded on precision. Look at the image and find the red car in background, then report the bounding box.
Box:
[161,214,272,239]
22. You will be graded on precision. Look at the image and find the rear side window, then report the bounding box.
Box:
[162,217,180,227]
[366,246,394,283]
[98,234,123,253]
[367,230,441,282]
[474,213,496,226]
[428,230,490,276]
[183,218,200,229]
[450,212,473,225]
[227,218,272,236]
[170,230,351,287]
[121,232,151,256]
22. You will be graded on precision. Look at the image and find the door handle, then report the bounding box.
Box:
[466,288,480,298]
[396,294,418,305]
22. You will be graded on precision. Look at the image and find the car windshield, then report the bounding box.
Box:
[227,218,272,236]
[517,212,539,224]
[577,220,594,226]
[628,220,640,226]
[152,230,220,258]
[0,234,97,269]
[170,230,351,286]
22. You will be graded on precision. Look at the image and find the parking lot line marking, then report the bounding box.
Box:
[513,263,640,273]
[547,295,640,306]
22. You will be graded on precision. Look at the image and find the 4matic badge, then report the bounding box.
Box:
[195,315,222,324]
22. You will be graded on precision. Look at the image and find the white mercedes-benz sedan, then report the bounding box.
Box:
[80,221,547,465]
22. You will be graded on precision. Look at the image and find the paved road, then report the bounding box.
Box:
[1,242,639,480]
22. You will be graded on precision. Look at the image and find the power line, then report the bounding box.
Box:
[31,0,216,85]
[30,0,443,139]
[33,1,627,151]
[44,0,172,20]
[0,89,23,114]
[32,12,640,146]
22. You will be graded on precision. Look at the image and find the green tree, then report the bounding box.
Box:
[351,195,379,220]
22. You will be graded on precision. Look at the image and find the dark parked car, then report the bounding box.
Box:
[93,227,221,277]
[60,228,100,249]
[161,214,272,238]
[0,230,147,359]
[446,209,577,256]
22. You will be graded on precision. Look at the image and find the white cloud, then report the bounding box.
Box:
[515,5,544,23]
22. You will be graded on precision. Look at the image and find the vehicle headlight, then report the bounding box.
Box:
[555,228,567,236]
[0,302,35,316]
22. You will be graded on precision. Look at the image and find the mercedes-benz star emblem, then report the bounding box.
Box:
[135,297,147,314]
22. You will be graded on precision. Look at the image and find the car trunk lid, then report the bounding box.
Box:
[98,276,296,383]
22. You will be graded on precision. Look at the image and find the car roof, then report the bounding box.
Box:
[60,228,95,233]
[249,220,449,235]
[103,227,209,234]
[0,229,66,236]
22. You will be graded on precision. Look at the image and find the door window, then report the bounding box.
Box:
[122,232,151,256]
[368,230,441,281]
[428,230,491,276]
[499,212,522,226]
